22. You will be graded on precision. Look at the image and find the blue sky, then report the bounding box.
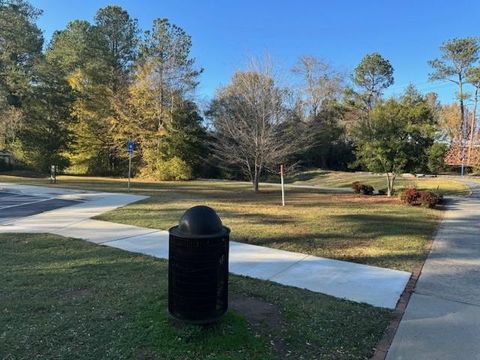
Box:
[31,0,480,105]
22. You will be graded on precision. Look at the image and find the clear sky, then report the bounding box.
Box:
[30,0,480,105]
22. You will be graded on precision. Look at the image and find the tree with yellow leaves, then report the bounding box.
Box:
[127,18,203,178]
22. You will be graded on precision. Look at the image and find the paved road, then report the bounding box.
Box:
[0,191,77,223]
[387,182,480,359]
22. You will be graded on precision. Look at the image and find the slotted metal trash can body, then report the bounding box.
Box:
[168,206,230,324]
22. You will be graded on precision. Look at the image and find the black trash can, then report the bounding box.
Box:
[168,205,230,324]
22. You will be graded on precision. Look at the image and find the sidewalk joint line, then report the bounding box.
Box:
[414,291,480,308]
[267,254,311,280]
[98,229,161,244]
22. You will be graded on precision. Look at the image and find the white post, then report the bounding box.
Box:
[280,164,285,206]
[128,152,132,192]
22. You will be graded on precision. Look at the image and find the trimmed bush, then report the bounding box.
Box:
[352,182,374,195]
[400,187,442,208]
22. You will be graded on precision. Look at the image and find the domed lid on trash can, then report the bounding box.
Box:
[169,205,230,238]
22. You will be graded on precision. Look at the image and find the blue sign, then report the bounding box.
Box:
[127,141,135,154]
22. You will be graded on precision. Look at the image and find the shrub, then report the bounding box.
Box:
[400,187,419,204]
[418,191,443,208]
[400,187,442,208]
[155,157,192,181]
[352,181,362,194]
[359,184,374,195]
[352,181,374,195]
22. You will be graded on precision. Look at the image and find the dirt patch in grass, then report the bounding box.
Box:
[231,294,289,357]
[231,295,282,328]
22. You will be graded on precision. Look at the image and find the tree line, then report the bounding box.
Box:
[0,0,476,192]
[1,0,207,179]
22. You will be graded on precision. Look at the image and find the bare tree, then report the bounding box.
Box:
[208,61,302,192]
[292,55,344,119]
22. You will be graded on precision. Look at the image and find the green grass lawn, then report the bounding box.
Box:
[0,233,392,360]
[0,174,444,272]
[468,178,480,185]
[286,169,470,196]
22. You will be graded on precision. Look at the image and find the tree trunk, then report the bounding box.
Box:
[386,172,396,197]
[386,173,391,197]
[459,76,466,176]
[253,165,261,192]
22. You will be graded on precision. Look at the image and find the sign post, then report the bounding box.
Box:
[50,165,57,184]
[280,164,285,206]
[127,141,135,192]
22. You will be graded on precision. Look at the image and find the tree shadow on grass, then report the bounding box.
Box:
[236,212,437,245]
[230,211,441,272]
[217,209,296,225]
[333,213,438,238]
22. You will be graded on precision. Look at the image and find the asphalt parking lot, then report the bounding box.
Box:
[0,192,78,221]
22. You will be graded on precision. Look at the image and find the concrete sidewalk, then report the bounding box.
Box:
[387,183,480,359]
[0,183,409,309]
